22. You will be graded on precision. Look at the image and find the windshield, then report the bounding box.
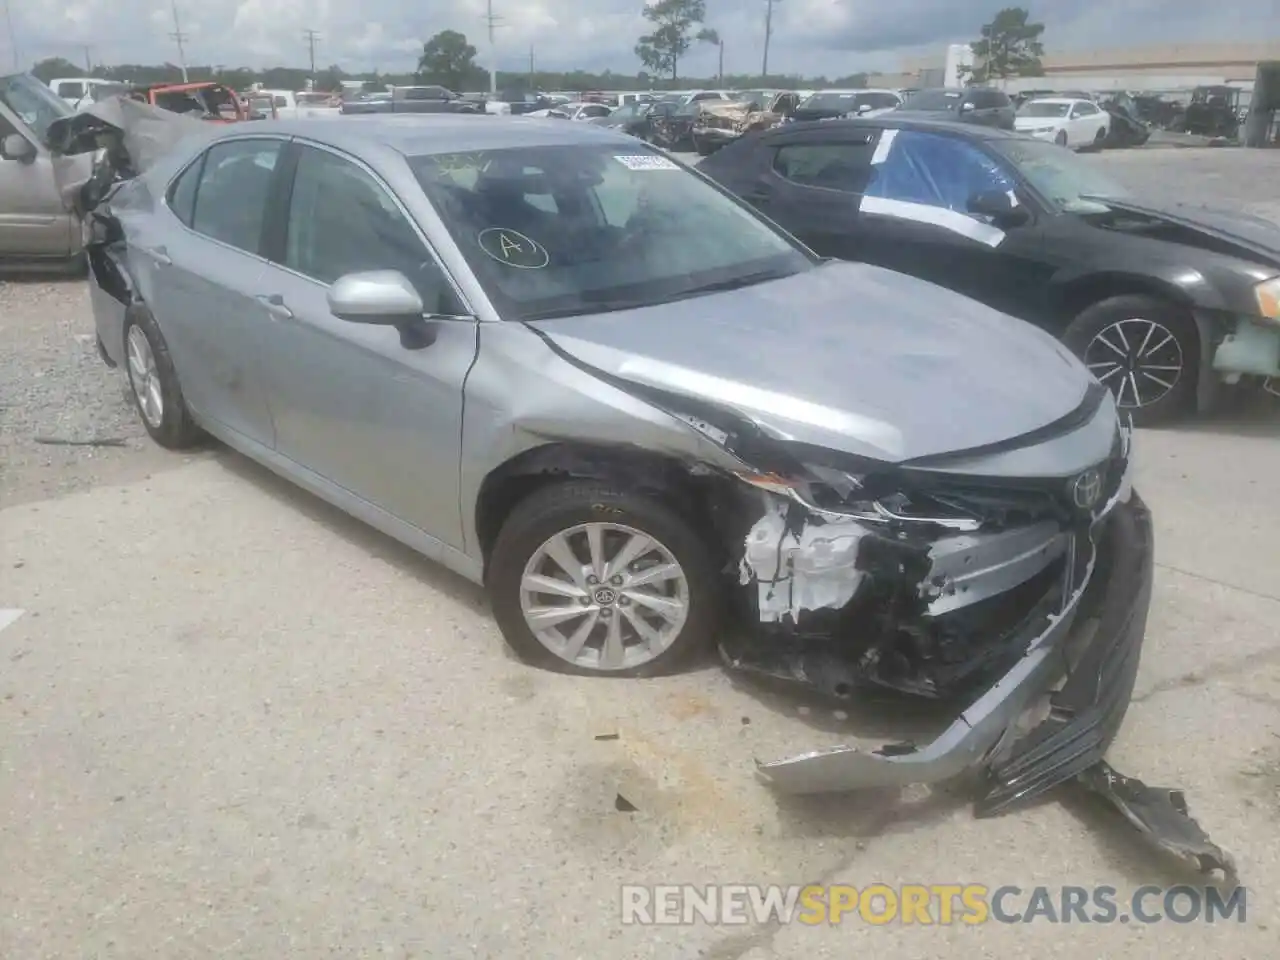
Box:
[996,139,1132,213]
[608,104,647,120]
[90,82,130,102]
[1018,101,1070,118]
[408,144,813,321]
[901,89,963,111]
[800,91,897,113]
[0,73,74,144]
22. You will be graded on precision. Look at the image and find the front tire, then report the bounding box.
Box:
[1055,129,1068,146]
[1062,294,1199,426]
[122,304,202,449]
[488,481,722,677]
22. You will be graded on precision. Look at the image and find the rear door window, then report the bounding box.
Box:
[188,139,285,254]
[864,130,1016,212]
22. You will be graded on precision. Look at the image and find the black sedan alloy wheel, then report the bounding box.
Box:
[1084,317,1185,411]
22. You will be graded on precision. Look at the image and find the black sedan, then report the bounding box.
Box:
[587,101,654,139]
[697,117,1280,424]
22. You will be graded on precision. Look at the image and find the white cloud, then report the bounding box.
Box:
[7,0,1274,77]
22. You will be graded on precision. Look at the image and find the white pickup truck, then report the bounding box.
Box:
[255,89,342,120]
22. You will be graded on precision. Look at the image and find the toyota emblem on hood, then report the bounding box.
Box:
[1071,468,1104,510]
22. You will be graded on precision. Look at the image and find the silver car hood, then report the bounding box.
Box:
[529,261,1093,463]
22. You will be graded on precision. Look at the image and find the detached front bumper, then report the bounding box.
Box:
[757,494,1152,797]
[755,491,1235,877]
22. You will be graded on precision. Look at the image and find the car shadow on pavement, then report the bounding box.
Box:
[211,447,488,615]
[722,666,980,839]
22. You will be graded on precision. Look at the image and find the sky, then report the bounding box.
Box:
[4,0,1275,78]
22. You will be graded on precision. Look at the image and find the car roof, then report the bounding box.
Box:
[772,116,1021,141]
[1024,97,1086,105]
[233,115,642,156]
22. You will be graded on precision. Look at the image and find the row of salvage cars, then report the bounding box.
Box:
[11,84,1280,880]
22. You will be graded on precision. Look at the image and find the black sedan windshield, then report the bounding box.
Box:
[996,139,1132,213]
[409,144,813,320]
[901,89,963,111]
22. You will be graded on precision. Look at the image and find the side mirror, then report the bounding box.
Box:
[967,190,1030,227]
[328,270,425,324]
[855,103,873,115]
[959,101,975,114]
[1,133,37,163]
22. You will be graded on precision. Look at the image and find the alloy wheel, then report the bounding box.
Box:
[518,522,690,672]
[126,325,164,428]
[1085,317,1184,410]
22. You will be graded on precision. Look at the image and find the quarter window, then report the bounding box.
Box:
[773,137,879,193]
[166,155,204,226]
[188,138,283,254]
[282,146,459,312]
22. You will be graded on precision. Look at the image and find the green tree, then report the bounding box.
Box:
[314,63,347,91]
[418,30,478,91]
[634,0,719,82]
[30,58,85,84]
[970,7,1045,82]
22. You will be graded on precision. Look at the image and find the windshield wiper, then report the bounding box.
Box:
[673,268,796,298]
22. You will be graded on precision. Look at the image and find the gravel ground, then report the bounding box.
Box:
[0,278,195,508]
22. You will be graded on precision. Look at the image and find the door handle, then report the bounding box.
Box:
[255,293,294,320]
[143,245,171,266]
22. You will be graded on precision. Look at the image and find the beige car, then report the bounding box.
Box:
[0,73,94,270]
[690,90,802,155]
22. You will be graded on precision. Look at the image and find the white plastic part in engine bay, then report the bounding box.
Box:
[739,501,870,623]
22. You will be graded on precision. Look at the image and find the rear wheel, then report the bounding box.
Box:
[122,304,203,449]
[488,481,722,677]
[1063,294,1199,426]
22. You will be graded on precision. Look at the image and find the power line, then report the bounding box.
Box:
[2,0,19,72]
[168,0,189,82]
[762,0,781,79]
[303,29,320,77]
[483,0,504,95]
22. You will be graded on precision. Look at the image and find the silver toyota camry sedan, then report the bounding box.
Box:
[69,114,1217,846]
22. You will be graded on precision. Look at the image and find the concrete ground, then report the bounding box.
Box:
[3,148,1280,958]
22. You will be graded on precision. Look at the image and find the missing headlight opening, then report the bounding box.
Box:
[720,439,1234,883]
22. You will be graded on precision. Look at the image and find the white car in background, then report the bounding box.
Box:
[527,101,613,121]
[48,77,130,111]
[1014,97,1111,149]
[255,89,342,120]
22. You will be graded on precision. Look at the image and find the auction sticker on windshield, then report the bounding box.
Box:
[477,227,550,268]
[614,155,679,171]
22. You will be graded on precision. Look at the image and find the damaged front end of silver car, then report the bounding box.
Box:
[713,416,1236,881]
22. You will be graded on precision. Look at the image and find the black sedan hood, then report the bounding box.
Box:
[1085,196,1280,269]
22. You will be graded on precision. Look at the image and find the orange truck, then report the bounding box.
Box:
[129,81,247,122]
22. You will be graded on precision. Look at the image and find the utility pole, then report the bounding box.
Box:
[761,0,780,81]
[483,0,502,96]
[82,45,93,73]
[169,0,190,82]
[717,38,724,83]
[303,29,320,78]
[3,0,19,72]
[528,46,534,89]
